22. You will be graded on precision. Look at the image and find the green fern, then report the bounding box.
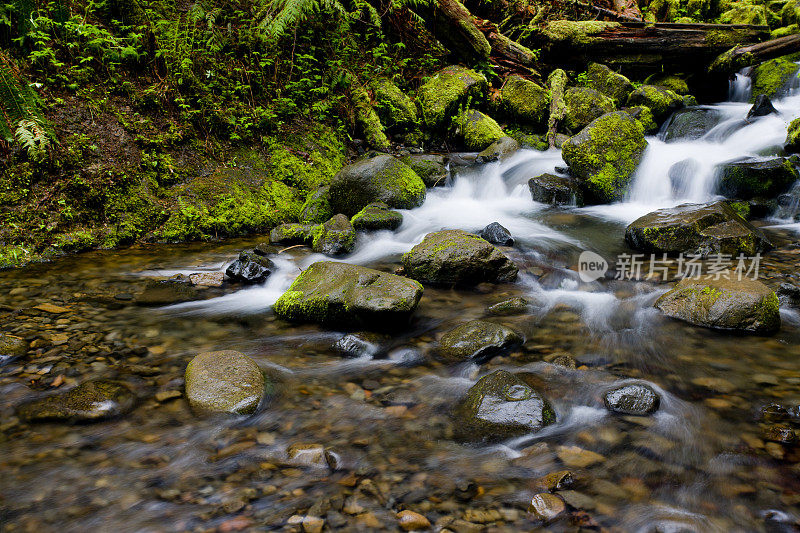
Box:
[0,52,52,160]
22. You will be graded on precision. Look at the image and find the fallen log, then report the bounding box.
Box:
[709,34,800,74]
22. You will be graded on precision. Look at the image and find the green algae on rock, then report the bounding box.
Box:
[586,63,634,105]
[750,57,800,100]
[786,117,800,152]
[453,108,505,151]
[500,75,550,126]
[299,187,334,224]
[350,202,403,231]
[438,320,523,363]
[417,65,488,128]
[311,214,356,256]
[273,261,423,328]
[185,350,267,415]
[17,380,136,423]
[626,85,684,123]
[563,86,616,133]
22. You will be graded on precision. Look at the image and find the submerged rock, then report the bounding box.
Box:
[668,158,700,197]
[501,75,550,126]
[454,370,555,441]
[333,332,383,358]
[270,223,317,246]
[662,107,722,143]
[563,86,615,133]
[529,493,566,523]
[562,111,647,204]
[274,261,423,327]
[328,155,426,216]
[417,65,487,128]
[226,251,274,283]
[438,320,523,363]
[351,202,403,231]
[747,94,778,119]
[17,380,136,423]
[528,173,584,205]
[0,333,28,364]
[654,278,781,334]
[488,297,529,316]
[475,136,520,164]
[185,350,266,415]
[625,201,772,256]
[311,214,356,256]
[603,384,660,415]
[136,278,198,306]
[454,108,505,151]
[478,222,514,246]
[586,62,633,105]
[402,229,518,286]
[189,271,225,287]
[717,157,798,200]
[626,85,684,123]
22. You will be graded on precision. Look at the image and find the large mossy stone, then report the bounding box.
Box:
[274,261,423,327]
[717,157,799,200]
[328,154,426,216]
[501,75,550,126]
[299,187,333,224]
[622,106,658,134]
[654,278,781,334]
[786,117,800,153]
[751,57,800,100]
[418,65,488,128]
[626,85,684,123]
[185,350,266,415]
[562,111,647,204]
[438,320,523,363]
[372,78,418,131]
[587,63,633,105]
[563,87,615,133]
[269,223,317,246]
[351,202,403,231]
[401,229,518,286]
[662,107,722,143]
[311,214,356,256]
[528,173,584,206]
[454,109,505,151]
[399,154,448,187]
[720,3,767,25]
[453,370,555,441]
[17,380,136,423]
[625,201,772,256]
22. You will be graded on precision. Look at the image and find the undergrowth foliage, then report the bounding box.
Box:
[0,51,51,160]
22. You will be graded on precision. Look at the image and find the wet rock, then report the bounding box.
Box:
[622,105,658,134]
[400,154,448,187]
[274,261,423,327]
[372,78,417,131]
[328,154,426,216]
[17,380,136,423]
[563,86,615,133]
[225,251,274,283]
[603,383,660,415]
[312,214,355,256]
[501,75,549,126]
[662,107,722,142]
[402,229,518,286]
[0,333,28,364]
[438,320,523,363]
[488,297,528,316]
[751,57,800,99]
[269,223,317,246]
[654,278,781,334]
[286,443,331,468]
[417,65,487,128]
[454,108,505,151]
[397,510,431,531]
[747,94,778,119]
[668,158,700,197]
[586,63,633,105]
[717,157,798,200]
[532,470,575,492]
[136,278,198,306]
[528,173,584,206]
[556,445,605,468]
[562,111,647,204]
[351,202,403,231]
[184,350,266,414]
[333,332,382,358]
[299,186,333,224]
[528,493,566,522]
[626,85,684,123]
[777,282,800,307]
[625,201,772,256]
[475,136,520,164]
[454,370,555,441]
[763,425,797,444]
[785,117,800,153]
[189,271,224,287]
[478,222,514,246]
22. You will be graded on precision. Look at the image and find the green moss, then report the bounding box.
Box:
[563,87,615,133]
[786,117,800,152]
[627,85,683,122]
[623,106,658,134]
[454,108,505,151]
[540,21,620,46]
[647,0,679,22]
[719,3,768,25]
[500,75,550,127]
[650,75,689,95]
[299,187,334,224]
[505,127,549,150]
[372,78,418,131]
[350,84,390,151]
[751,57,800,100]
[417,65,488,128]
[772,25,800,38]
[783,0,800,25]
[728,201,751,219]
[351,202,403,231]
[586,63,633,105]
[264,125,345,190]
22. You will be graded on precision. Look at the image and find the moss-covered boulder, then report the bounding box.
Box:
[226,251,274,283]
[528,173,584,206]
[351,202,403,231]
[350,84,390,151]
[717,157,798,200]
[563,87,616,133]
[274,261,423,327]
[622,106,659,134]
[185,350,266,415]
[561,111,648,203]
[402,229,518,286]
[720,3,768,25]
[399,154,448,187]
[539,20,620,46]
[655,278,781,334]
[786,117,800,152]
[475,136,520,164]
[626,85,684,123]
[328,154,426,216]
[586,63,633,105]
[501,75,550,126]
[625,201,772,256]
[17,380,136,423]
[783,0,800,25]
[453,370,555,441]
[662,107,723,143]
[454,109,505,151]
[372,78,418,131]
[650,74,690,95]
[438,320,523,363]
[299,186,333,224]
[0,333,28,362]
[751,57,800,100]
[311,214,356,256]
[418,66,488,128]
[270,223,317,246]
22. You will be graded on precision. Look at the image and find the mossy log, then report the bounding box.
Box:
[709,34,800,74]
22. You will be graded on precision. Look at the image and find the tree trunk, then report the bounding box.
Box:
[709,34,800,74]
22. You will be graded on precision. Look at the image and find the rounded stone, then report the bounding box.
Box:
[185,350,266,415]
[529,493,566,522]
[438,320,523,363]
[603,383,660,416]
[17,380,136,423]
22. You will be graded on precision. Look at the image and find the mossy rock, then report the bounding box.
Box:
[17,380,136,423]
[647,0,679,21]
[586,63,633,105]
[717,157,798,199]
[622,106,659,134]
[563,87,616,133]
[401,229,518,286]
[500,75,550,127]
[311,214,356,256]
[454,109,505,151]
[528,173,584,206]
[751,57,800,100]
[351,84,390,151]
[438,320,523,363]
[372,78,418,131]
[626,85,684,123]
[0,333,28,361]
[561,111,648,204]
[453,370,555,441]
[475,136,521,164]
[782,0,800,25]
[649,74,690,96]
[540,20,620,47]
[487,297,529,316]
[417,65,488,128]
[786,117,800,152]
[270,223,317,246]
[771,24,800,38]
[720,3,768,25]
[351,202,403,231]
[655,278,780,334]
[506,128,549,150]
[399,154,448,187]
[625,200,772,256]
[299,187,333,224]
[185,350,267,415]
[328,154,426,216]
[273,261,423,328]
[662,107,723,142]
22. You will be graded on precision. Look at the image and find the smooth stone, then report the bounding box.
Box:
[747,94,778,119]
[17,380,136,423]
[528,173,583,206]
[556,445,605,468]
[189,271,224,287]
[487,297,528,316]
[438,320,523,363]
[397,510,431,531]
[333,332,382,358]
[603,383,660,415]
[225,251,274,283]
[184,350,266,414]
[478,222,514,246]
[528,493,566,522]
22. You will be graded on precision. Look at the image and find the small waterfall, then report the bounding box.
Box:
[775,180,800,221]
[728,68,752,103]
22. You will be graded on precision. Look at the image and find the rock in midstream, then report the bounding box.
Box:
[437,320,523,363]
[603,383,660,415]
[17,380,136,423]
[184,350,268,415]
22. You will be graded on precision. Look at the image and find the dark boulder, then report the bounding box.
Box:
[662,108,722,143]
[528,173,584,206]
[747,94,778,119]
[717,157,798,200]
[311,214,355,256]
[478,222,514,246]
[226,251,274,283]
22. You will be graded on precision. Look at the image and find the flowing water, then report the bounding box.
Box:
[3,82,800,533]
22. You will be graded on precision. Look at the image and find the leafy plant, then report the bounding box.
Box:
[0,51,52,159]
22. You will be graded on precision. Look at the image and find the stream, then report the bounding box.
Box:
[2,77,800,532]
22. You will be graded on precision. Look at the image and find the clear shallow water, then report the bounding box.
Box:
[2,88,800,532]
